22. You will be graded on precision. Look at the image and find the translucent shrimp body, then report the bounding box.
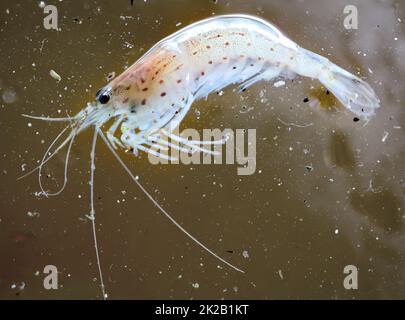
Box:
[96,14,379,155]
[23,14,380,299]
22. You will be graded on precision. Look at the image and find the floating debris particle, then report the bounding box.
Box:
[278,269,284,280]
[274,80,285,88]
[2,89,17,104]
[49,69,62,81]
[191,282,200,289]
[106,72,116,81]
[19,282,26,290]
[27,211,40,218]
[381,131,389,143]
[242,250,249,259]
[335,229,339,235]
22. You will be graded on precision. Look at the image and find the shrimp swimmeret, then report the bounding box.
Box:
[22,14,380,298]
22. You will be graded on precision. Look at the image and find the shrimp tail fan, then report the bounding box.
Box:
[318,63,380,119]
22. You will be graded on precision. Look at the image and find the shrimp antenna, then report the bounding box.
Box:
[17,122,78,182]
[89,127,107,299]
[98,128,245,274]
[22,113,78,122]
[37,124,78,197]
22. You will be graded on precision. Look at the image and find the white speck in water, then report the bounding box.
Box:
[176,22,182,27]
[382,131,389,142]
[27,122,32,127]
[49,69,62,81]
[274,80,285,88]
[192,282,199,289]
[335,229,339,235]
[278,270,284,280]
[242,250,249,259]
[38,1,46,8]
[27,211,40,218]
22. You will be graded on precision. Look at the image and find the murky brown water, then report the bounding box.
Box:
[1,0,404,299]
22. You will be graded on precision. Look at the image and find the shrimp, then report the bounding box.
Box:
[21,14,380,299]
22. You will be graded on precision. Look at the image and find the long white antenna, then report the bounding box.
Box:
[89,127,107,299]
[98,128,245,274]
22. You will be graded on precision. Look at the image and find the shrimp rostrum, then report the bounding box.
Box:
[22,15,380,298]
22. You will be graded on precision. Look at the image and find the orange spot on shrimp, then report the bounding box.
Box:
[177,79,182,83]
[161,92,166,97]
[159,79,164,84]
[142,87,148,92]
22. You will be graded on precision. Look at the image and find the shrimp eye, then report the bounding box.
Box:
[98,93,110,104]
